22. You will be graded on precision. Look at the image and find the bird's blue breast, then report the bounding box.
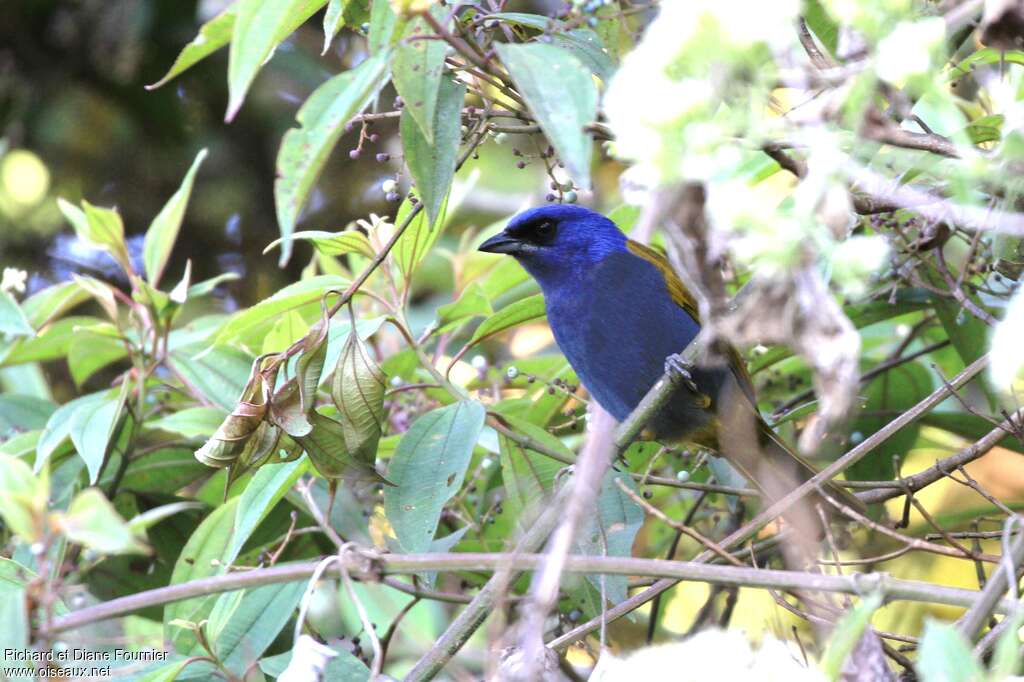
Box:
[544,250,725,436]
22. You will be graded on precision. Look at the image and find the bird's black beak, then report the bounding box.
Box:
[478,232,523,255]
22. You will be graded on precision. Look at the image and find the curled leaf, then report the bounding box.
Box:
[298,315,330,414]
[269,378,313,437]
[295,412,390,484]
[331,327,387,464]
[195,368,271,469]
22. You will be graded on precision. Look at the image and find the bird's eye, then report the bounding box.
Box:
[534,220,556,241]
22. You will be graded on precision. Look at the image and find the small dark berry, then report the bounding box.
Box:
[393,96,403,108]
[376,152,391,162]
[545,193,556,201]
[642,490,653,499]
[516,161,526,169]
[512,148,522,156]
[349,149,361,159]
[369,133,380,143]
[385,191,400,202]
[344,121,355,133]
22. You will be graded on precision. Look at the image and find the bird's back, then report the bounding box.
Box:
[544,248,727,439]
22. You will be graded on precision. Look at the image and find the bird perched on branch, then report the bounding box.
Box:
[479,204,861,516]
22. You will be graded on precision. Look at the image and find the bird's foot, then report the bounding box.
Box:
[664,353,699,393]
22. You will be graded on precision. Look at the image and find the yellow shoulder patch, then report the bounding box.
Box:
[626,240,700,321]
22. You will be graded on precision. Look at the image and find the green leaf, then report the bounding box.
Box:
[820,593,882,680]
[848,360,933,481]
[0,453,48,542]
[226,0,329,121]
[550,29,615,82]
[401,75,465,227]
[215,275,348,345]
[436,282,493,332]
[990,610,1024,679]
[274,56,389,265]
[210,581,306,677]
[169,345,255,411]
[19,280,89,328]
[298,316,330,416]
[60,199,131,273]
[147,4,237,89]
[144,149,208,287]
[0,291,33,338]
[496,43,597,189]
[393,193,449,281]
[295,411,388,483]
[392,13,449,144]
[68,380,130,484]
[575,470,643,605]
[165,497,240,653]
[148,407,229,439]
[331,324,387,463]
[67,331,126,387]
[35,391,107,471]
[264,229,376,259]
[0,586,29,675]
[59,488,146,554]
[802,0,840,56]
[323,0,346,53]
[0,395,54,439]
[467,293,546,347]
[916,620,985,682]
[497,414,566,521]
[384,401,485,553]
[368,0,404,54]
[229,457,307,562]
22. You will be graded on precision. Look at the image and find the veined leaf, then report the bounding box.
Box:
[58,199,131,273]
[166,497,240,653]
[210,582,306,677]
[392,12,449,143]
[497,413,566,522]
[400,75,465,227]
[263,229,375,259]
[170,345,254,412]
[0,291,33,338]
[575,471,643,605]
[295,411,389,483]
[19,280,89,329]
[496,43,597,189]
[194,368,271,469]
[368,0,404,54]
[144,149,208,287]
[215,275,348,344]
[331,325,387,464]
[274,56,389,266]
[436,281,493,332]
[466,293,546,347]
[383,401,485,553]
[228,457,307,562]
[226,0,329,121]
[68,380,131,485]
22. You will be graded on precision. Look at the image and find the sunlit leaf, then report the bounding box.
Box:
[68,380,131,484]
[497,413,566,522]
[0,453,48,542]
[466,293,546,348]
[215,275,347,345]
[916,620,984,682]
[384,401,485,553]
[170,345,255,412]
[147,4,236,89]
[263,229,375,259]
[496,43,597,189]
[58,488,147,555]
[0,291,33,338]
[274,56,389,265]
[436,282,493,332]
[144,149,208,287]
[820,593,882,680]
[226,0,330,121]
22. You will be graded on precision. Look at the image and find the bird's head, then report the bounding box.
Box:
[478,205,627,288]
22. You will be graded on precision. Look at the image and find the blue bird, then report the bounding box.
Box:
[479,204,860,511]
